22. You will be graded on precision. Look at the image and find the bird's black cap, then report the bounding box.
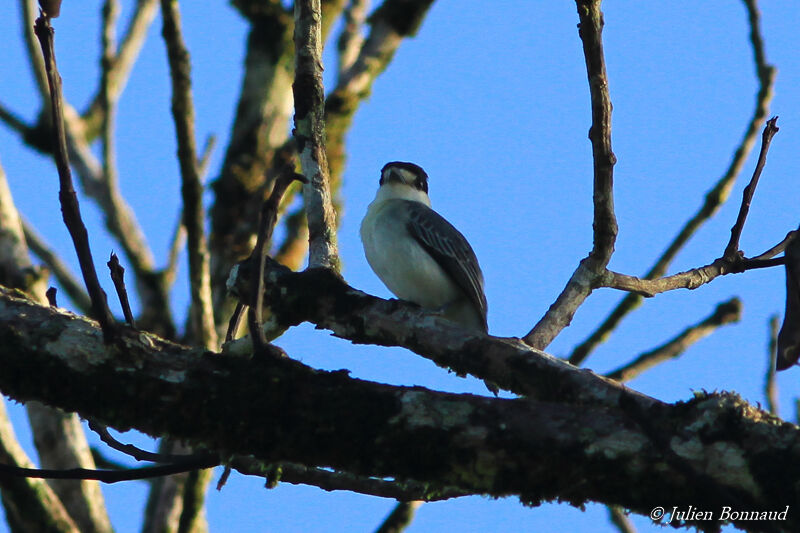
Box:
[380,161,429,193]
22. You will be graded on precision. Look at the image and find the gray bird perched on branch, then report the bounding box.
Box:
[360,162,496,394]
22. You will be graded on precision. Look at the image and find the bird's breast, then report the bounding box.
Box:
[360,200,462,309]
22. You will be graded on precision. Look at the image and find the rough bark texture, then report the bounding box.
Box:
[0,286,799,532]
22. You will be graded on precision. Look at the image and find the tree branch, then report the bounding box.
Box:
[82,0,159,137]
[21,219,92,314]
[33,15,117,340]
[765,314,779,415]
[160,0,217,349]
[294,0,339,270]
[724,116,779,259]
[568,0,776,366]
[1,286,799,532]
[605,298,742,382]
[522,0,616,350]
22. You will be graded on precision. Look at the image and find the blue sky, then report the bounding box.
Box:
[1,1,799,531]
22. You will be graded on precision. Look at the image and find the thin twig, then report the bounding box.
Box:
[225,302,246,344]
[160,0,217,349]
[163,212,186,288]
[162,136,215,288]
[577,0,617,265]
[724,116,779,259]
[765,315,779,415]
[230,457,469,502]
[0,102,31,136]
[46,287,57,306]
[568,0,775,366]
[20,0,50,100]
[82,0,159,136]
[293,0,340,271]
[88,421,215,464]
[608,506,637,533]
[21,218,92,313]
[749,230,797,261]
[34,14,117,340]
[100,0,121,226]
[606,298,742,382]
[248,166,306,352]
[107,253,135,327]
[522,0,616,350]
[0,457,219,484]
[336,0,369,80]
[215,465,232,491]
[374,501,423,533]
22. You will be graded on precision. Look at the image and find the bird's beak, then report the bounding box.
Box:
[384,169,405,185]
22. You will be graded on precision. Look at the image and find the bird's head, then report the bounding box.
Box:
[380,162,429,194]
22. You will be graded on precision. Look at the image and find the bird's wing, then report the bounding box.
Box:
[404,200,488,331]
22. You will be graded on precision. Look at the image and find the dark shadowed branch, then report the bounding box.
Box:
[766,314,779,415]
[1,286,799,532]
[33,14,117,340]
[160,0,217,349]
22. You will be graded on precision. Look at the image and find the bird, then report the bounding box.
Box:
[360,162,496,393]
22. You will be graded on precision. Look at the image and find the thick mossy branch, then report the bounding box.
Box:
[0,286,799,531]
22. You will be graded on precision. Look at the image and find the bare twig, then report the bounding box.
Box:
[336,0,369,80]
[522,0,615,350]
[293,0,339,271]
[230,457,469,502]
[766,315,779,415]
[577,0,617,264]
[162,136,215,289]
[608,506,637,533]
[225,302,246,343]
[107,253,135,327]
[22,218,92,314]
[163,212,186,288]
[100,0,121,222]
[87,421,215,464]
[0,399,81,533]
[0,102,31,136]
[0,457,219,484]
[34,14,117,340]
[46,286,58,306]
[215,465,232,490]
[750,230,797,261]
[568,0,775,366]
[82,0,159,136]
[374,501,423,533]
[20,0,49,100]
[777,227,800,371]
[606,298,742,382]
[160,0,217,349]
[248,166,306,352]
[724,116,779,259]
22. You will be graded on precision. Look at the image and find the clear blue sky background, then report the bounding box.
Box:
[1,1,799,531]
